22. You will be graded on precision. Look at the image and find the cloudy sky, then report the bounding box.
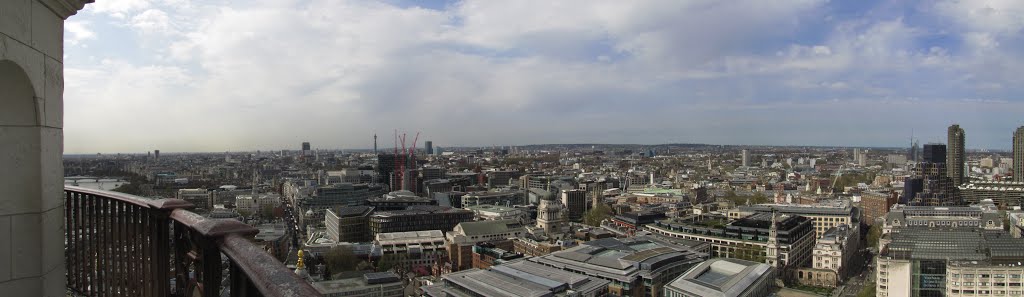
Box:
[63,0,1024,153]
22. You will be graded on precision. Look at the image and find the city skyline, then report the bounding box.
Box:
[63,0,1024,153]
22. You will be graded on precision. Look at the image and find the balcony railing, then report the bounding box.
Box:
[64,186,321,296]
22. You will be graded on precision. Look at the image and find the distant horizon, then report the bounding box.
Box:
[62,141,1015,155]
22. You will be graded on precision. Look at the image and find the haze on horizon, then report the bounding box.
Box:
[63,0,1024,154]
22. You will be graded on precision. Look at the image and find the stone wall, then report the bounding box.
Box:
[0,0,88,295]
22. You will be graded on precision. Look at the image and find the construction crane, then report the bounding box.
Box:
[392,130,420,192]
[830,165,845,195]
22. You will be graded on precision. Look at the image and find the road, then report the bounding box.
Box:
[840,249,875,297]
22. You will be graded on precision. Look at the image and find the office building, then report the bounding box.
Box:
[368,205,473,237]
[530,236,708,297]
[445,219,526,271]
[485,170,519,188]
[607,211,667,236]
[424,140,433,155]
[461,190,525,207]
[375,230,448,268]
[177,188,213,210]
[742,149,750,167]
[881,201,1004,235]
[663,258,776,297]
[560,189,587,222]
[470,243,523,269]
[312,271,404,297]
[422,259,610,297]
[796,224,859,287]
[949,124,966,186]
[914,143,960,206]
[302,141,311,155]
[1016,127,1024,182]
[861,190,898,225]
[367,190,437,211]
[876,228,1024,297]
[299,183,388,211]
[324,206,374,243]
[958,180,1024,208]
[647,213,815,271]
[729,201,859,238]
[464,204,529,222]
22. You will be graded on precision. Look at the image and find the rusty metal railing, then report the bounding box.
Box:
[65,186,320,296]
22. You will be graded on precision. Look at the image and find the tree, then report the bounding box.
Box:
[866,224,882,249]
[325,246,361,273]
[750,192,770,204]
[583,203,613,226]
[857,283,876,297]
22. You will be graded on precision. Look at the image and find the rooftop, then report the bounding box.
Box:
[881,228,1024,263]
[665,258,774,297]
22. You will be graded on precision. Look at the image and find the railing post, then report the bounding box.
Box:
[171,210,258,297]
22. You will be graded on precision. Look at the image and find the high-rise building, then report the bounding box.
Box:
[742,149,750,167]
[154,149,160,161]
[922,143,945,163]
[948,124,966,186]
[559,189,587,222]
[424,140,433,155]
[1015,126,1024,182]
[301,141,311,155]
[913,144,959,206]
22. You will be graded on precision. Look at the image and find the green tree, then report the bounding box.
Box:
[857,283,876,297]
[325,246,361,272]
[866,224,882,249]
[750,192,769,204]
[583,203,613,226]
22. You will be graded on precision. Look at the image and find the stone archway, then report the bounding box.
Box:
[0,58,49,293]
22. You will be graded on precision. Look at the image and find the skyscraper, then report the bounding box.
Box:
[947,124,965,186]
[301,142,311,155]
[1015,126,1024,182]
[915,144,958,206]
[425,140,433,155]
[741,149,750,167]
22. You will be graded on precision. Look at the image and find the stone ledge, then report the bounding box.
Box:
[36,0,92,20]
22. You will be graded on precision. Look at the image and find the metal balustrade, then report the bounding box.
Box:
[64,186,320,296]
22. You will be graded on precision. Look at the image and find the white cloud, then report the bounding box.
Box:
[86,0,152,15]
[130,9,172,34]
[61,0,1024,152]
[934,0,1024,35]
[64,20,96,45]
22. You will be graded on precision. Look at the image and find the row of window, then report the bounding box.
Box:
[951,282,1023,287]
[950,290,1023,295]
[953,274,1024,279]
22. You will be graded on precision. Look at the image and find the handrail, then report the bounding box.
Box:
[64,186,321,297]
[65,185,194,209]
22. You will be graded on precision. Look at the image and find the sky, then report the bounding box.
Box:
[63,0,1024,153]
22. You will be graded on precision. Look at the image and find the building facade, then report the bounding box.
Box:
[1015,126,1024,182]
[368,206,474,237]
[948,124,966,186]
[647,213,815,274]
[445,219,525,271]
[324,206,374,243]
